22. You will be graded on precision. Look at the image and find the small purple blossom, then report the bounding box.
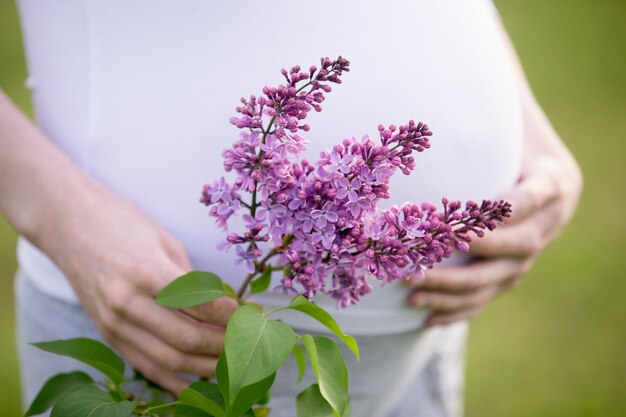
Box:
[325,151,353,175]
[334,177,361,202]
[310,202,339,228]
[235,245,261,274]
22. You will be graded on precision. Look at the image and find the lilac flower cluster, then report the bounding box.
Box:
[201,56,511,308]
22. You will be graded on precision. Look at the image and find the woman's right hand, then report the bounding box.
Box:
[43,185,239,394]
[0,92,238,394]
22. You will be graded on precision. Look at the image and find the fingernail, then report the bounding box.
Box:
[404,275,417,287]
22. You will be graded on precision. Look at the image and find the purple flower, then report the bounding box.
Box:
[310,202,339,228]
[345,196,372,218]
[200,56,510,307]
[325,151,353,175]
[201,177,237,205]
[363,220,386,240]
[295,211,316,233]
[234,245,260,274]
[243,209,268,230]
[334,177,361,202]
[311,224,336,251]
[209,199,241,230]
[274,277,299,296]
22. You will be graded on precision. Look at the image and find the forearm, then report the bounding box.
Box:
[497,20,583,184]
[494,20,582,226]
[410,19,584,326]
[0,90,98,253]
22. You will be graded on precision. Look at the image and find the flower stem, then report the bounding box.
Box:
[250,113,279,217]
[236,248,279,298]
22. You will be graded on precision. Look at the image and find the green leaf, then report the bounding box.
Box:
[343,399,352,417]
[256,389,270,406]
[33,338,125,384]
[50,385,136,417]
[300,336,348,417]
[225,306,295,402]
[296,384,335,417]
[249,269,272,295]
[179,381,225,417]
[227,373,275,417]
[175,404,213,417]
[284,296,359,360]
[216,353,230,405]
[216,351,276,417]
[222,283,238,299]
[25,371,93,416]
[293,344,307,383]
[157,271,227,308]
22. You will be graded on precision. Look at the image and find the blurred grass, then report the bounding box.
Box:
[1,0,27,414]
[465,1,626,416]
[0,0,625,416]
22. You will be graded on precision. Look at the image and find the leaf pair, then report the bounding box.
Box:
[220,306,294,416]
[158,271,291,417]
[26,372,136,417]
[50,385,136,417]
[301,335,349,416]
[27,338,132,416]
[177,372,273,417]
[24,372,93,417]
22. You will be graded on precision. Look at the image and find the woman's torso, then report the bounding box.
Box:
[17,0,522,334]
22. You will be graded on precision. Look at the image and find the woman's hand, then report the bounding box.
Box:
[407,152,582,326]
[45,188,239,394]
[406,21,583,326]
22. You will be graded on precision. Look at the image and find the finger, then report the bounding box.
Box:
[468,201,562,258]
[501,161,560,225]
[117,294,226,355]
[467,222,539,258]
[425,306,483,327]
[112,340,191,395]
[408,286,500,313]
[184,296,239,327]
[408,258,525,294]
[106,316,218,378]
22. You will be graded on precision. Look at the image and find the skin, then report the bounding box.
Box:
[0,92,238,394]
[407,20,583,326]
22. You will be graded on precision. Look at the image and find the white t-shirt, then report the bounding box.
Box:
[16,0,522,335]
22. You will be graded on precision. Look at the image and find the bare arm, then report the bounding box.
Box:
[406,18,583,325]
[0,90,237,393]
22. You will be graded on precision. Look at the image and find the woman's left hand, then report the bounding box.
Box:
[406,26,583,325]
[407,150,582,326]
